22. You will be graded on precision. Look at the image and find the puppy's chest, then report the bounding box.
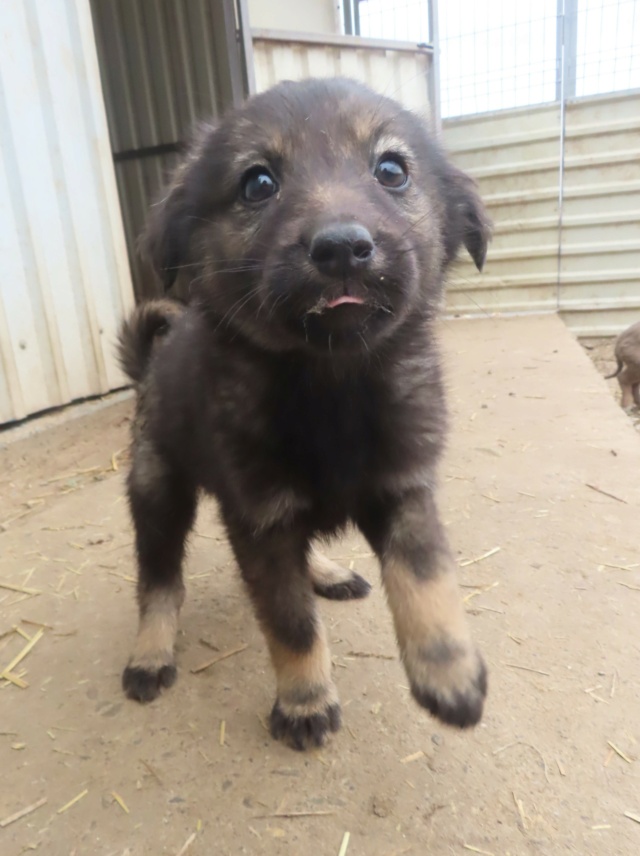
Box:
[270,374,388,494]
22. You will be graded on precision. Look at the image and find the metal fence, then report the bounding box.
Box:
[343,0,640,119]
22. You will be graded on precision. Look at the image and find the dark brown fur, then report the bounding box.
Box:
[118,299,184,383]
[118,78,491,750]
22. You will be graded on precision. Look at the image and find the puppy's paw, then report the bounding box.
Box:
[122,661,177,703]
[270,698,341,751]
[405,640,487,728]
[313,572,371,601]
[309,549,371,601]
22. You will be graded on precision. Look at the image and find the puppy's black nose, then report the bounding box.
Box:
[309,223,375,277]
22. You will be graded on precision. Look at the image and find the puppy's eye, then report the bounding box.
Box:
[241,167,278,203]
[375,157,408,189]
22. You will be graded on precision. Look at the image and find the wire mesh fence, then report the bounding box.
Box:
[344,0,640,117]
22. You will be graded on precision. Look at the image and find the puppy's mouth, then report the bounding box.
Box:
[326,295,365,309]
[302,287,395,350]
[309,294,367,314]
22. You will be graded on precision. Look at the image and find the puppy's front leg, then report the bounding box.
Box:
[227,524,340,750]
[359,489,487,727]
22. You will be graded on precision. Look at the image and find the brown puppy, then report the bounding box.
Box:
[118,78,492,751]
[606,320,640,409]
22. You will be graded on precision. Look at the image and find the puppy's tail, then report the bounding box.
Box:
[605,355,623,379]
[118,299,184,384]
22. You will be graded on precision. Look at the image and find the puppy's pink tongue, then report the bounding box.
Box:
[326,295,365,309]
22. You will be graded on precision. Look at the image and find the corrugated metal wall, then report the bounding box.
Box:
[90,0,249,301]
[0,0,134,426]
[442,91,640,336]
[252,29,434,120]
[559,92,640,336]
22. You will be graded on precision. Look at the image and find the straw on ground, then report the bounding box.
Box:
[0,798,47,828]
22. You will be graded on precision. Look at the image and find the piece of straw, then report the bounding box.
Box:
[1,671,28,689]
[57,788,88,814]
[2,627,44,675]
[0,581,41,596]
[585,483,627,503]
[459,547,501,567]
[503,662,550,677]
[140,759,163,784]
[111,791,129,814]
[0,797,48,828]
[191,643,248,674]
[176,832,197,856]
[607,741,633,764]
[337,831,350,856]
[256,810,336,819]
[400,750,425,764]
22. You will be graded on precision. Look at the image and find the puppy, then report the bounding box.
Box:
[606,320,640,409]
[118,77,491,751]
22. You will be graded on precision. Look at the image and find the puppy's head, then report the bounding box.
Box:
[145,78,490,355]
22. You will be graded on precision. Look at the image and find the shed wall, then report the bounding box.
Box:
[252,30,434,121]
[443,91,640,335]
[0,0,134,425]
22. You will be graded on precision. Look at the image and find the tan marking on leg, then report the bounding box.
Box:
[265,620,338,719]
[129,586,183,672]
[382,557,484,713]
[308,546,353,588]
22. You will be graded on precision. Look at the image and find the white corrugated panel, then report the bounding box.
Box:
[0,0,134,425]
[252,29,433,120]
[558,92,640,336]
[442,92,640,335]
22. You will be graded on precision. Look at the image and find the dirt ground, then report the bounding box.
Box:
[580,337,640,436]
[1,314,639,856]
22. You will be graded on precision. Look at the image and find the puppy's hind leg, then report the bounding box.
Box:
[309,544,371,601]
[618,367,635,409]
[358,489,487,729]
[122,441,197,703]
[226,524,340,750]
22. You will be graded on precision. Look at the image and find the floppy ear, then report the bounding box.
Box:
[141,178,193,290]
[442,166,492,272]
[141,123,216,289]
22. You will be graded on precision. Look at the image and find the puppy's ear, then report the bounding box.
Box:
[141,124,215,289]
[442,166,492,272]
[141,178,193,290]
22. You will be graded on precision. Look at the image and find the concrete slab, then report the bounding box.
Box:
[1,314,639,855]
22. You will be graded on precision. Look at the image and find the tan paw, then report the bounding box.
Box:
[404,639,487,728]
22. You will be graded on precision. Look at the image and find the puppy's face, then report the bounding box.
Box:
[147,78,490,355]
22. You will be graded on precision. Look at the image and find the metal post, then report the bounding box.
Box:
[427,0,441,132]
[556,0,578,101]
[236,0,256,96]
[343,0,355,36]
[563,0,578,99]
[353,0,361,36]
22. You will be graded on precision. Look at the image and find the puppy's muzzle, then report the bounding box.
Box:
[309,222,376,279]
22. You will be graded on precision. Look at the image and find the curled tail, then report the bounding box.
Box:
[605,355,623,380]
[118,299,184,383]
